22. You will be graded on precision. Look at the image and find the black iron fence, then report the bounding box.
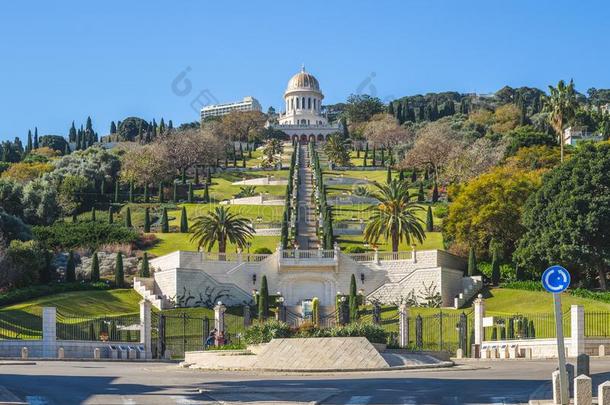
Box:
[484,312,571,341]
[56,311,140,342]
[153,311,210,359]
[0,308,43,340]
[585,312,610,337]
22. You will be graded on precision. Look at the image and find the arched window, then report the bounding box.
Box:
[313,99,316,110]
[296,98,300,109]
[302,97,305,109]
[308,97,311,109]
[291,98,294,110]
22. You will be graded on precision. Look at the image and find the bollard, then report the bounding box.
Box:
[524,348,533,359]
[552,370,561,405]
[93,348,101,359]
[574,375,592,405]
[577,354,590,377]
[599,381,610,405]
[128,348,137,360]
[21,347,28,360]
[600,345,606,357]
[455,348,463,359]
[57,347,64,359]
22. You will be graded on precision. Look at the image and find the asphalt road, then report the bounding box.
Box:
[2,359,610,404]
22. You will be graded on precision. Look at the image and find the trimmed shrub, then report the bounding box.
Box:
[253,247,272,255]
[115,252,124,288]
[66,251,76,282]
[140,252,150,277]
[90,251,100,282]
[258,275,269,320]
[344,246,365,254]
[243,320,292,345]
[161,208,169,233]
[144,208,150,233]
[180,206,188,233]
[33,222,138,250]
[426,205,434,232]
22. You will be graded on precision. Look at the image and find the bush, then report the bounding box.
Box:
[479,262,516,283]
[0,281,110,307]
[434,203,449,219]
[501,280,544,292]
[253,247,273,255]
[326,323,387,344]
[2,240,47,288]
[33,221,138,250]
[243,320,292,345]
[344,246,365,254]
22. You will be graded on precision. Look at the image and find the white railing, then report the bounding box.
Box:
[200,252,272,262]
[346,253,376,262]
[377,251,412,261]
[280,249,336,260]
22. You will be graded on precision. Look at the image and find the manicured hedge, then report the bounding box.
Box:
[33,221,138,249]
[0,282,110,308]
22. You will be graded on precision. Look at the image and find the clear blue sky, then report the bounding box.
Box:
[2,0,610,141]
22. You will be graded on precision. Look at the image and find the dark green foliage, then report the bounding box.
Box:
[66,251,76,282]
[491,326,497,340]
[173,182,177,203]
[386,166,392,184]
[0,210,32,241]
[399,170,405,181]
[194,167,199,185]
[39,135,68,153]
[128,182,134,203]
[116,117,149,142]
[203,183,209,203]
[253,247,273,254]
[188,183,193,203]
[349,274,358,322]
[180,206,188,233]
[417,182,425,202]
[181,168,186,184]
[33,222,138,250]
[108,206,113,224]
[140,252,150,277]
[432,183,439,202]
[243,320,292,344]
[499,326,506,340]
[411,170,417,182]
[468,247,478,276]
[90,252,100,282]
[114,252,124,288]
[507,318,515,339]
[158,182,164,203]
[258,275,269,320]
[91,207,96,222]
[426,205,434,232]
[125,207,132,228]
[491,248,501,285]
[528,320,536,338]
[161,207,169,233]
[143,184,149,203]
[144,208,150,233]
[114,181,119,203]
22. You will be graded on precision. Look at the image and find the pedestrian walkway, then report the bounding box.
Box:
[296,143,320,250]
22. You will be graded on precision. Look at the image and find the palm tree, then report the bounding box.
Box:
[323,134,351,167]
[190,206,254,254]
[545,79,577,162]
[364,178,426,252]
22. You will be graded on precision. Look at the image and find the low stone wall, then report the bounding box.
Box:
[0,339,140,359]
[481,337,610,359]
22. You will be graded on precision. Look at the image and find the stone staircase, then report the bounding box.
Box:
[133,277,170,310]
[296,143,320,250]
[453,275,483,308]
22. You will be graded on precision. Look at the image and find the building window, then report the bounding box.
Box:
[313,99,316,110]
[296,98,300,109]
[308,97,311,109]
[302,97,305,109]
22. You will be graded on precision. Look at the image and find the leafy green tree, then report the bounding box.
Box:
[180,206,189,233]
[140,252,150,277]
[190,206,253,253]
[349,274,358,322]
[66,251,76,282]
[323,134,351,167]
[514,143,610,289]
[144,208,150,233]
[115,252,124,288]
[364,179,426,252]
[426,205,434,232]
[258,275,269,320]
[124,207,132,228]
[345,94,385,123]
[90,251,100,282]
[157,208,167,234]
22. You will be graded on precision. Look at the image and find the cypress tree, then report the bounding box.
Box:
[100,178,106,196]
[91,207,96,221]
[529,320,536,338]
[203,183,209,203]
[258,275,269,320]
[125,207,132,228]
[110,121,117,134]
[90,252,100,282]
[206,167,212,185]
[181,168,186,184]
[194,167,199,185]
[491,248,501,286]
[188,183,194,203]
[161,207,169,233]
[144,183,149,203]
[173,182,178,202]
[242,156,246,168]
[129,182,134,203]
[432,183,439,203]
[349,274,358,322]
[114,252,124,288]
[140,252,150,277]
[411,170,417,182]
[72,213,78,223]
[426,205,434,232]
[64,143,70,155]
[372,146,376,166]
[114,181,120,203]
[158,182,164,203]
[180,206,188,233]
[417,182,425,202]
[26,130,32,152]
[386,166,392,184]
[66,251,76,282]
[500,326,506,340]
[467,247,478,276]
[144,208,151,233]
[399,170,405,182]
[33,127,39,149]
[380,148,385,166]
[108,206,113,224]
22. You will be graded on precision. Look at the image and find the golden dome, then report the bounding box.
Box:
[286,66,320,92]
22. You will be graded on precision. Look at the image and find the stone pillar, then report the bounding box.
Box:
[214,303,226,335]
[399,304,409,348]
[57,347,64,359]
[552,370,562,405]
[243,306,251,328]
[574,375,592,405]
[599,381,610,405]
[276,304,286,323]
[571,305,585,357]
[600,345,606,357]
[42,307,57,358]
[139,300,152,360]
[411,245,417,263]
[473,295,485,356]
[373,248,379,265]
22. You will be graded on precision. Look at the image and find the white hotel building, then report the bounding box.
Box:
[200,96,262,119]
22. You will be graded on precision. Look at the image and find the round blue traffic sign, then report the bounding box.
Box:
[541,265,571,293]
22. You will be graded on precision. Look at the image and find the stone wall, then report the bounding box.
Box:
[76,252,139,280]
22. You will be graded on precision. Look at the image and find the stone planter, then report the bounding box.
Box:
[247,343,268,355]
[371,343,387,352]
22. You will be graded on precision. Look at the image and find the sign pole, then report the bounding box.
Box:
[553,292,569,405]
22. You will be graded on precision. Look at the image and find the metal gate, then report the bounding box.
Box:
[152,312,210,359]
[412,311,471,355]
